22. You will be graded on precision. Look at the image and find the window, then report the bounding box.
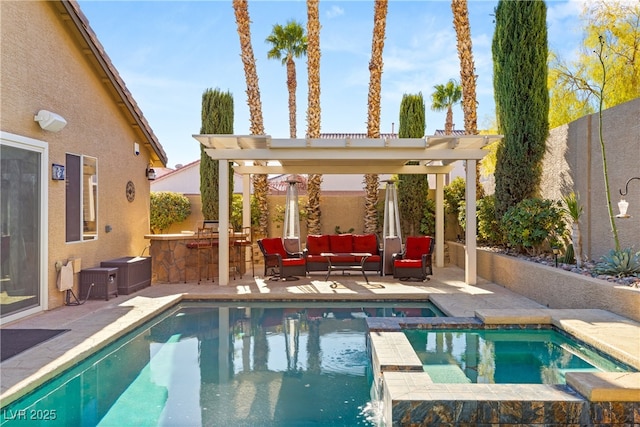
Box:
[66,154,98,242]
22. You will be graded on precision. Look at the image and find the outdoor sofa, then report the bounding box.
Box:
[303,234,383,275]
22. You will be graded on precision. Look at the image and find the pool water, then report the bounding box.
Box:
[404,328,632,384]
[1,302,440,426]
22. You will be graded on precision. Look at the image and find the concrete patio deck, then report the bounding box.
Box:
[1,265,639,411]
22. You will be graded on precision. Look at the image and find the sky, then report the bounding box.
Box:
[77,0,586,168]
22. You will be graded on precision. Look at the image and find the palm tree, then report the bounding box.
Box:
[430,79,462,135]
[364,0,388,234]
[233,0,268,236]
[305,0,323,235]
[451,0,482,198]
[451,0,478,134]
[266,21,307,139]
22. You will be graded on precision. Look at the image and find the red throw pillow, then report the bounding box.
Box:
[306,234,330,254]
[353,234,377,253]
[405,236,432,260]
[329,234,353,253]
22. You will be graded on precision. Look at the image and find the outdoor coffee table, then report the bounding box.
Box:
[321,252,372,285]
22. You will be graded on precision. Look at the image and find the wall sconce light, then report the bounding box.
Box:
[146,165,156,180]
[34,109,67,132]
[617,177,640,219]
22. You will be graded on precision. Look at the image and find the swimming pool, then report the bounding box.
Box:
[0,301,441,426]
[404,328,633,384]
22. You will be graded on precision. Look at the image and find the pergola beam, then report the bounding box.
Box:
[233,164,454,175]
[204,147,489,161]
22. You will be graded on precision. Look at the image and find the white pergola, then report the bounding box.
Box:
[193,134,502,286]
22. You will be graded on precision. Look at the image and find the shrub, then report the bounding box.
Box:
[477,195,504,245]
[230,194,260,232]
[500,198,566,255]
[150,191,191,234]
[444,177,466,217]
[457,200,466,232]
[272,197,308,228]
[420,198,436,236]
[444,177,466,238]
[335,226,355,234]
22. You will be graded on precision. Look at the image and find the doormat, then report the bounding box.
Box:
[0,329,69,362]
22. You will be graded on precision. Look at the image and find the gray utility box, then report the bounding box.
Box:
[80,267,118,301]
[100,256,151,295]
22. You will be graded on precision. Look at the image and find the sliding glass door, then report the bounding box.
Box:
[1,133,47,321]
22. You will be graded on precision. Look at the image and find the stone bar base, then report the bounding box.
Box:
[145,234,248,283]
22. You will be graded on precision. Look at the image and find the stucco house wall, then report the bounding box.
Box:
[541,98,640,260]
[1,1,166,316]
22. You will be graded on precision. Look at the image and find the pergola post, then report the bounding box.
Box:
[242,174,251,230]
[465,159,477,285]
[218,159,230,286]
[435,173,445,267]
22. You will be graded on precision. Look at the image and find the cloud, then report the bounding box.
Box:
[547,0,583,23]
[326,5,344,19]
[546,0,584,60]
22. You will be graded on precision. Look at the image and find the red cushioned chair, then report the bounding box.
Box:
[258,237,306,280]
[392,236,435,281]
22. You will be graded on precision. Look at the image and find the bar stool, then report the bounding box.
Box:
[186,221,217,284]
[233,226,255,277]
[228,226,238,280]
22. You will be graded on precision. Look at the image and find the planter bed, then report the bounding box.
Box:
[448,241,640,322]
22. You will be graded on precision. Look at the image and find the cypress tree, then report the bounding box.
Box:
[200,88,234,220]
[492,0,549,218]
[397,93,429,236]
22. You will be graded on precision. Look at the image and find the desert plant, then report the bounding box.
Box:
[150,191,191,234]
[594,248,640,277]
[500,198,566,255]
[562,191,584,267]
[562,243,575,264]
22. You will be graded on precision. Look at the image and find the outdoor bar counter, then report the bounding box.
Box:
[145,232,247,283]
